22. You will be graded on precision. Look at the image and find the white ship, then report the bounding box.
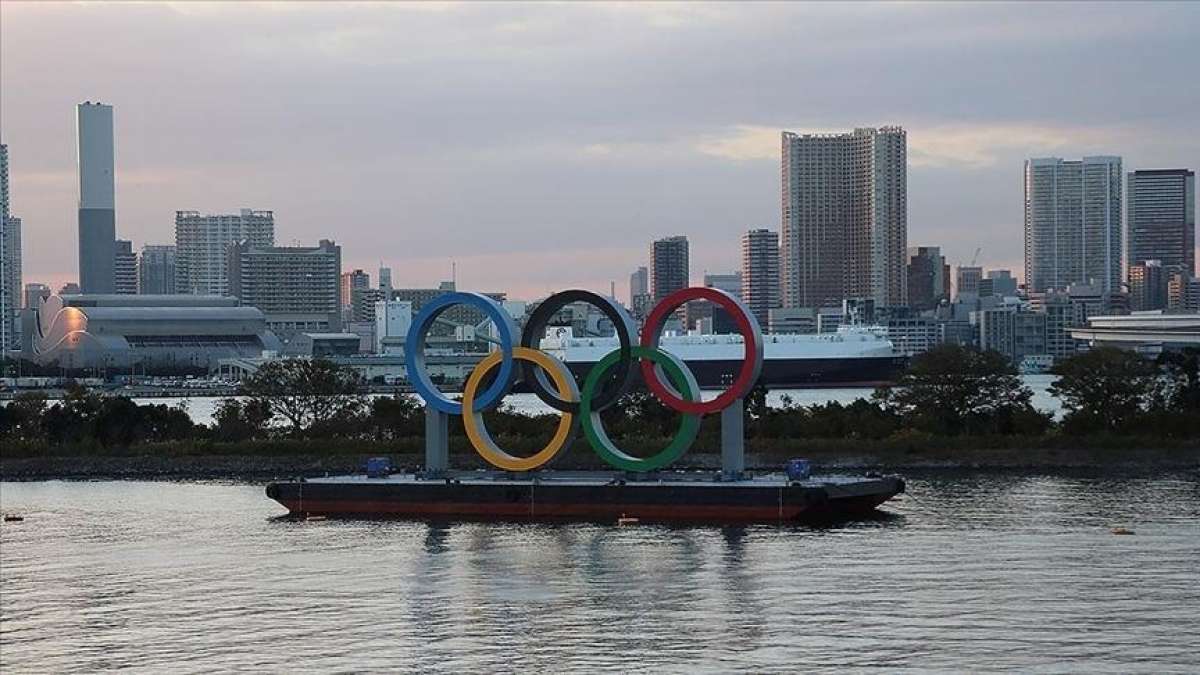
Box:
[540,326,905,388]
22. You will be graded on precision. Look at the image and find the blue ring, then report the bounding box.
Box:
[404,292,517,415]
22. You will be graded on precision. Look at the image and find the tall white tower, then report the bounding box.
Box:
[77,102,117,294]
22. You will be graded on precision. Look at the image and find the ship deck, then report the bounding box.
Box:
[305,470,879,489]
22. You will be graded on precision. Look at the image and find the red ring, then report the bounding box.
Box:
[639,287,764,415]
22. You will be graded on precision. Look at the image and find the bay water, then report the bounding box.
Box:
[2,471,1197,672]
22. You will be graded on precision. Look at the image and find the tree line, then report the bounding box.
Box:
[2,345,1198,451]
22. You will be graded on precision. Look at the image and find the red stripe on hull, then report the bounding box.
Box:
[274,498,893,522]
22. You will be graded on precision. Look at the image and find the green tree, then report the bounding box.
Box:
[366,393,423,440]
[240,359,365,436]
[1157,348,1200,412]
[211,397,274,442]
[1051,347,1158,434]
[90,397,197,447]
[37,383,105,446]
[1,391,48,442]
[744,381,769,420]
[881,344,1048,435]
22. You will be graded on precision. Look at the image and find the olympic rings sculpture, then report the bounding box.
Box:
[404,287,764,473]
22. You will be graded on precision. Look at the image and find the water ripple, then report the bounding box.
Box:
[2,473,1198,672]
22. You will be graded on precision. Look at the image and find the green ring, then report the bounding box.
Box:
[581,346,702,472]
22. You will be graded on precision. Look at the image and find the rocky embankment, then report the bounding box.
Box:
[3,446,1197,481]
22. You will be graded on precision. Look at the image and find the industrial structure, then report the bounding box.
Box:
[76,102,117,295]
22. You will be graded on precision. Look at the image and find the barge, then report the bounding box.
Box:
[265,471,905,523]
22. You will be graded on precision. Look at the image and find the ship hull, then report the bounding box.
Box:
[565,355,906,389]
[265,473,905,524]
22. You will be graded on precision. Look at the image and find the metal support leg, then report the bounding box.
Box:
[425,407,449,477]
[720,398,745,480]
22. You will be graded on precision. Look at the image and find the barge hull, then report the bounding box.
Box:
[265,475,904,523]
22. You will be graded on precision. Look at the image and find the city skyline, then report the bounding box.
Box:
[2,2,1199,300]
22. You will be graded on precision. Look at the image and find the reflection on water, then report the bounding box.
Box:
[1,472,1198,672]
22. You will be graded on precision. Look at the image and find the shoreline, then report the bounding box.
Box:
[3,447,1196,482]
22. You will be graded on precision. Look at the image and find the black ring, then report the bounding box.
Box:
[519,290,637,414]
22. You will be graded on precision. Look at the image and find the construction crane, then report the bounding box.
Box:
[970,247,982,266]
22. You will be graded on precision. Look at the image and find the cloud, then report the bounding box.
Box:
[3,1,1198,295]
[693,122,1161,170]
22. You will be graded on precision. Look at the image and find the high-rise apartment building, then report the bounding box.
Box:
[1129,260,1168,311]
[375,300,413,354]
[4,216,20,311]
[113,239,138,295]
[650,236,689,303]
[704,272,742,296]
[1024,156,1123,294]
[741,228,779,327]
[697,271,743,333]
[77,102,117,294]
[906,246,948,311]
[341,269,370,308]
[175,209,274,295]
[0,144,21,350]
[351,287,386,323]
[955,265,983,299]
[1127,169,1195,276]
[781,127,907,308]
[628,266,650,319]
[228,239,341,339]
[1167,273,1200,312]
[24,283,51,311]
[629,266,648,298]
[985,269,1018,297]
[139,245,176,294]
[378,265,393,292]
[0,142,10,352]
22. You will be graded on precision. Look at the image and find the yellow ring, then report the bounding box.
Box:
[462,346,578,472]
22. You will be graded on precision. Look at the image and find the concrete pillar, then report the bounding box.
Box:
[424,407,449,476]
[720,398,745,480]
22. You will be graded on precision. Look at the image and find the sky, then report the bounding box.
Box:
[1,1,1198,300]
